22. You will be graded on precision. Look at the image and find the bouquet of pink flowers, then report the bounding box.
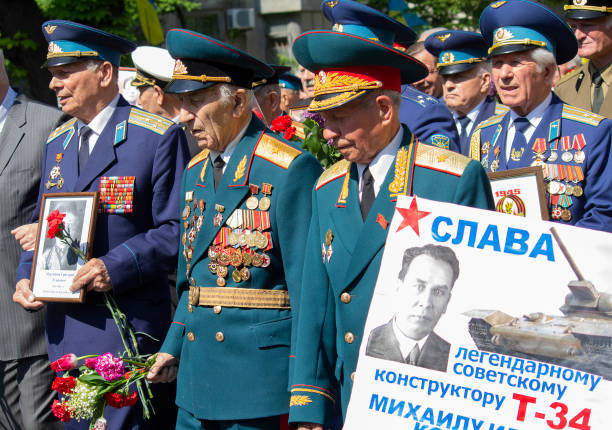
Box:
[45,210,157,429]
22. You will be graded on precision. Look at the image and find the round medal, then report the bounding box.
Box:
[246,233,256,248]
[530,159,543,167]
[252,253,263,267]
[548,181,561,195]
[208,246,219,260]
[208,262,218,274]
[572,185,583,197]
[242,252,252,266]
[239,233,248,247]
[490,160,499,173]
[565,184,574,196]
[182,205,191,220]
[246,196,259,210]
[217,253,231,266]
[228,232,238,246]
[182,232,187,246]
[186,247,193,259]
[232,269,242,283]
[558,183,566,194]
[217,277,226,287]
[258,196,271,211]
[574,151,585,163]
[261,253,271,268]
[217,265,228,277]
[230,250,242,267]
[561,209,572,221]
[240,267,251,281]
[552,207,562,220]
[547,152,558,162]
[561,151,573,162]
[255,233,268,249]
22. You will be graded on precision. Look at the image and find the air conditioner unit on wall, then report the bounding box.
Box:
[226,8,255,30]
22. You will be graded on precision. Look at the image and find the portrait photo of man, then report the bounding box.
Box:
[366,244,459,372]
[41,201,84,271]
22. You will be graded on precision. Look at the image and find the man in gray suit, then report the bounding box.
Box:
[0,49,65,429]
[366,244,459,372]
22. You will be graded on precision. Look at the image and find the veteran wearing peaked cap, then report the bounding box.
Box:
[555,0,612,118]
[252,64,291,124]
[425,30,508,155]
[278,71,302,113]
[314,0,462,152]
[145,28,321,430]
[471,0,612,231]
[13,20,189,430]
[288,2,494,427]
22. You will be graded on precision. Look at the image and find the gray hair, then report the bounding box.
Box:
[475,60,492,76]
[85,59,118,80]
[218,83,254,111]
[529,48,557,73]
[363,88,402,110]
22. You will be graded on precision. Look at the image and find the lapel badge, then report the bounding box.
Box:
[233,155,247,183]
[376,213,388,230]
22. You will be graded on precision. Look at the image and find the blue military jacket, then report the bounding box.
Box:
[470,94,612,231]
[160,115,321,420]
[399,85,461,153]
[288,125,494,426]
[16,96,189,361]
[457,96,508,156]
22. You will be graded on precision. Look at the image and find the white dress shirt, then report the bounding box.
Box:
[77,94,120,154]
[392,317,429,361]
[209,122,249,174]
[356,126,404,201]
[454,97,486,138]
[505,93,552,162]
[0,87,17,134]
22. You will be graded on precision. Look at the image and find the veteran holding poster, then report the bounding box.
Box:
[470,0,612,231]
[13,20,188,429]
[287,2,494,428]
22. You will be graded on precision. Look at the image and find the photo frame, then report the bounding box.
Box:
[31,192,99,302]
[488,166,549,221]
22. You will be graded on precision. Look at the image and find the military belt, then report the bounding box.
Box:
[188,286,291,309]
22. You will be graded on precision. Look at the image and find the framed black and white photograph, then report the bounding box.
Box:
[31,192,98,302]
[488,166,549,221]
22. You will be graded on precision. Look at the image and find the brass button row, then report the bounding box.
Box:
[186,331,225,342]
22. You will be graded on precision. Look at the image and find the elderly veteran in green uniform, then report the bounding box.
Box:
[472,0,612,231]
[287,16,495,430]
[145,28,322,430]
[555,0,612,118]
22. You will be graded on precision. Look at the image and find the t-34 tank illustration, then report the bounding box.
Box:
[464,227,612,379]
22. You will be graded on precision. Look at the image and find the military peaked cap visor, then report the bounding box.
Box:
[565,0,612,19]
[425,30,489,76]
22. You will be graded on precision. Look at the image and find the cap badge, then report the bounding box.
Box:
[325,0,339,8]
[494,28,514,44]
[174,59,188,75]
[491,1,507,8]
[47,42,62,54]
[436,33,451,43]
[573,0,587,5]
[332,23,344,33]
[44,24,57,35]
[441,52,455,64]
[318,70,327,85]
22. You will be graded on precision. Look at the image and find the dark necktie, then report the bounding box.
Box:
[592,70,604,114]
[457,116,471,148]
[213,155,225,191]
[509,117,530,162]
[407,343,420,365]
[360,167,375,221]
[78,126,92,175]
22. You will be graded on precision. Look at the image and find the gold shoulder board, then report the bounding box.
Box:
[254,133,302,169]
[46,118,77,143]
[415,143,470,177]
[475,112,506,131]
[188,149,210,169]
[562,104,604,127]
[316,159,351,190]
[494,103,509,115]
[128,108,174,135]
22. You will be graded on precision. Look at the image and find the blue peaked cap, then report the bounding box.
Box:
[425,30,489,75]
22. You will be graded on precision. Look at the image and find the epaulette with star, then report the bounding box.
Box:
[254,133,302,169]
[562,104,605,127]
[415,143,471,177]
[128,107,174,135]
[187,149,210,170]
[315,159,350,190]
[46,117,77,144]
[474,112,506,131]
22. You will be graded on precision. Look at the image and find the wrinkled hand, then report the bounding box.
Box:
[70,258,112,293]
[11,223,38,251]
[297,424,324,430]
[146,352,179,383]
[13,278,44,310]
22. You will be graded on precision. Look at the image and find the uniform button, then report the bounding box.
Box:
[345,332,354,344]
[188,304,193,313]
[340,292,351,304]
[215,331,225,342]
[351,372,356,381]
[187,332,195,342]
[213,305,222,314]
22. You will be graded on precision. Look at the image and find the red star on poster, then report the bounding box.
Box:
[395,198,431,235]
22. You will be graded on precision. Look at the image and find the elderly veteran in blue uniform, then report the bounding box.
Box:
[13,20,189,429]
[145,29,322,429]
[318,0,461,153]
[288,11,495,429]
[425,30,508,156]
[473,0,612,231]
[278,71,302,114]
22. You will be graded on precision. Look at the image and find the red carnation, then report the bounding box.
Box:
[50,353,78,372]
[46,210,66,239]
[283,126,297,141]
[270,115,292,133]
[51,399,72,422]
[51,376,77,394]
[84,357,98,369]
[104,391,139,408]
